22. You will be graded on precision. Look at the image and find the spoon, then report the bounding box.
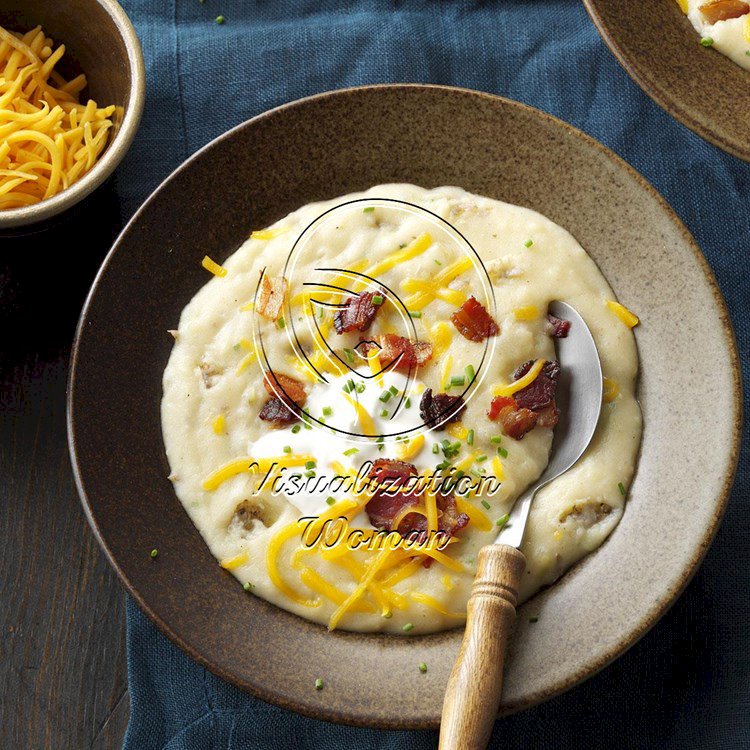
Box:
[438,301,603,750]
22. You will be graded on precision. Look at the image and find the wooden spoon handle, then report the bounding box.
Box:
[438,544,527,750]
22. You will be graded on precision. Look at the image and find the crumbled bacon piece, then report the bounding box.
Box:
[488,397,539,440]
[365,459,469,546]
[450,296,499,342]
[362,334,432,373]
[334,291,381,334]
[420,388,466,429]
[258,397,299,426]
[263,372,307,407]
[257,274,287,321]
[699,0,749,23]
[547,313,571,339]
[512,360,560,412]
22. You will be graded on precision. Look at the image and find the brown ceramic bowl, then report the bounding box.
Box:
[67,85,742,728]
[0,0,145,230]
[583,0,750,162]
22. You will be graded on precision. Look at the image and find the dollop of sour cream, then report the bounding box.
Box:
[249,368,434,523]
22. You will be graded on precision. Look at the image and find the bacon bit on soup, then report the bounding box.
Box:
[258,397,299,426]
[365,459,469,549]
[420,389,466,429]
[257,274,287,321]
[263,372,307,406]
[450,296,499,342]
[487,396,539,440]
[488,360,561,438]
[512,359,560,411]
[699,0,749,23]
[547,313,571,338]
[362,334,433,372]
[334,291,382,334]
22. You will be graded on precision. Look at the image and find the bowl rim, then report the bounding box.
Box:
[67,83,743,727]
[0,0,146,229]
[582,0,750,163]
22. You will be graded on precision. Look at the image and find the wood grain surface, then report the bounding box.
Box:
[0,186,129,749]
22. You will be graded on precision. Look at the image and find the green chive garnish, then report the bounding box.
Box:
[315,678,324,690]
[524,239,533,248]
[490,435,502,444]
[355,382,365,393]
[432,444,439,454]
[481,500,491,510]
[379,390,392,403]
[701,37,714,47]
[389,385,399,395]
[215,15,226,24]
[343,348,355,363]
[326,496,336,506]
[291,424,301,434]
[283,445,292,454]
[434,259,442,266]
[618,482,626,496]
[402,623,414,632]
[243,582,254,591]
[497,446,508,458]
[409,310,422,318]
[450,375,465,387]
[322,406,333,416]
[465,364,475,382]
[380,409,389,418]
[276,317,285,329]
[372,294,384,306]
[304,470,315,478]
[418,662,428,673]
[343,447,359,456]
[383,610,393,619]
[467,429,474,446]
[496,514,510,528]
[363,206,375,213]
[476,454,487,463]
[150,548,158,559]
[305,460,316,470]
[405,397,411,408]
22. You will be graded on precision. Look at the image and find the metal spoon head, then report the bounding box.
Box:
[495,301,603,548]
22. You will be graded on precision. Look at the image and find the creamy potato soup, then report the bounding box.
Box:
[161,185,642,634]
[679,0,750,69]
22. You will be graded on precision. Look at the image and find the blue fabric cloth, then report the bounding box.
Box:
[120,1,750,747]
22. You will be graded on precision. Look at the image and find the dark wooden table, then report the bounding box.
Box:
[1,185,129,749]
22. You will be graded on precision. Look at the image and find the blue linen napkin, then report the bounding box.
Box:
[119,1,749,747]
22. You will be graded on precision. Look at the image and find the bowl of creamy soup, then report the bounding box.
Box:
[68,85,741,727]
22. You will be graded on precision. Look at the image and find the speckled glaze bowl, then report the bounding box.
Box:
[0,0,145,230]
[583,0,750,162]
[67,85,742,728]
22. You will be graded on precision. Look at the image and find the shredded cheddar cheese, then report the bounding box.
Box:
[401,255,472,310]
[430,321,454,359]
[745,14,750,42]
[342,393,377,436]
[410,591,465,619]
[397,434,425,461]
[250,226,289,241]
[606,300,639,328]
[514,305,539,321]
[440,354,454,391]
[493,358,545,398]
[603,377,620,403]
[367,347,383,387]
[220,552,248,570]
[202,454,315,491]
[202,255,227,277]
[455,498,493,532]
[212,414,226,435]
[364,232,433,280]
[492,455,506,481]
[0,25,119,210]
[675,0,689,12]
[446,423,468,440]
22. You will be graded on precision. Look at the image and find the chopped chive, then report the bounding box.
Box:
[276,317,285,329]
[618,482,626,496]
[435,460,451,470]
[303,421,312,430]
[326,496,336,506]
[389,385,399,395]
[434,259,442,266]
[454,469,465,481]
[481,500,491,510]
[490,435,502,444]
[322,406,333,417]
[746,50,750,56]
[405,397,411,408]
[497,446,508,458]
[383,610,393,619]
[524,239,533,248]
[379,390,392,403]
[233,343,241,352]
[363,206,375,213]
[215,15,226,24]
[291,424,301,434]
[372,294,384,306]
[380,409,389,418]
[283,445,292,454]
[476,454,487,463]
[529,616,539,623]
[496,513,510,528]
[450,375,465,387]
[315,678,324,690]
[355,383,365,393]
[402,623,414,632]
[343,348,355,363]
[465,364,475,382]
[343,447,359,456]
[700,36,714,47]
[418,662,428,673]
[432,444,439,454]
[304,470,315,478]
[305,460,316,470]
[470,468,483,479]
[408,310,422,318]
[467,429,475,446]
[376,435,385,443]
[150,548,158,559]
[243,582,254,591]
